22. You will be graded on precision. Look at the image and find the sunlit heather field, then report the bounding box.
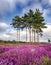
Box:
[0,43,51,65]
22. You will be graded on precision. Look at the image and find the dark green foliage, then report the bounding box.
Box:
[48,39,51,43]
[11,9,47,43]
[42,57,51,65]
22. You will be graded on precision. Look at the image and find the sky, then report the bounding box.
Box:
[0,0,51,42]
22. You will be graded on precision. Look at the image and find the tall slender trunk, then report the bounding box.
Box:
[34,30,36,43]
[17,29,18,42]
[32,30,33,43]
[37,32,39,42]
[19,29,20,42]
[32,31,33,42]
[26,27,27,42]
[29,28,31,43]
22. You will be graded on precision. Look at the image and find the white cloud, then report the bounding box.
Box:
[0,29,17,41]
[0,24,51,42]
[21,0,51,19]
[0,21,51,42]
[0,0,16,16]
[41,0,51,5]
[40,25,51,42]
[0,0,51,20]
[17,0,31,4]
[22,2,42,16]
[43,9,48,18]
[0,22,9,32]
[48,0,51,5]
[41,0,48,5]
[43,25,51,36]
[0,0,32,16]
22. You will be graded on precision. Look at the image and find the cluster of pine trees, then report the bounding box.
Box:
[11,9,47,43]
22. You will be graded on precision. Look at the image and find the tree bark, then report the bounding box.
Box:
[32,30,33,43]
[17,29,18,42]
[26,27,27,42]
[34,30,36,43]
[29,28,31,43]
[19,29,20,42]
[37,32,39,42]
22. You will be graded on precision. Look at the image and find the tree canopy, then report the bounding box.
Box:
[11,9,47,43]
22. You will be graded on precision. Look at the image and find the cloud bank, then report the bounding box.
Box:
[0,22,51,42]
[0,0,51,42]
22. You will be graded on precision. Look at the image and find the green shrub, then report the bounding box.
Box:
[41,57,51,65]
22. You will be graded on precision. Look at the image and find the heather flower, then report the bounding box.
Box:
[0,44,51,65]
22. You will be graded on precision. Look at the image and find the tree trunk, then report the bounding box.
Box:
[34,30,36,43]
[37,32,39,42]
[17,29,18,42]
[26,27,27,42]
[32,30,33,43]
[29,28,31,43]
[19,29,20,42]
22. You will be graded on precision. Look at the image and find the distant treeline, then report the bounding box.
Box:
[0,40,51,44]
[0,40,26,44]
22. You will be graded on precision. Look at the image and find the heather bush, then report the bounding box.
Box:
[0,48,9,54]
[0,44,51,65]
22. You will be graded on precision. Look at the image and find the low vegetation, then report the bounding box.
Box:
[0,44,51,65]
